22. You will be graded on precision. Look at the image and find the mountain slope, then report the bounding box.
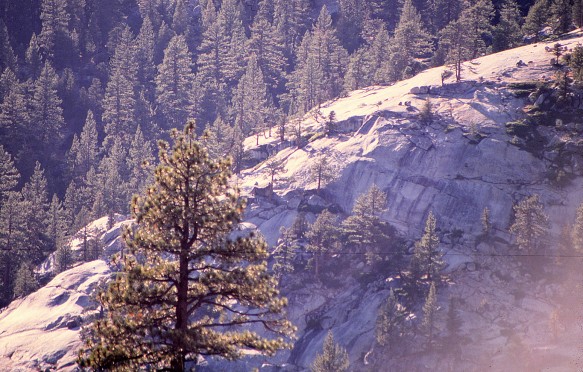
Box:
[2,32,583,370]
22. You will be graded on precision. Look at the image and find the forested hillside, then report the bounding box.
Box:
[2,0,583,365]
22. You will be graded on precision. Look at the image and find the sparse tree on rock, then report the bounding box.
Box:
[310,154,335,193]
[481,207,491,236]
[509,194,549,251]
[311,330,350,372]
[422,282,438,348]
[79,122,294,371]
[376,289,407,348]
[412,211,444,282]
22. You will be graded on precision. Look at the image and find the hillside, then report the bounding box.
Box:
[1,32,583,370]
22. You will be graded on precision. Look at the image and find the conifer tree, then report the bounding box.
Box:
[464,0,495,59]
[422,281,438,348]
[438,19,473,81]
[273,226,298,279]
[574,0,583,28]
[569,44,583,83]
[69,110,99,181]
[127,125,154,196]
[200,116,235,160]
[492,0,523,52]
[367,27,392,85]
[430,0,463,33]
[342,184,393,264]
[481,207,491,235]
[551,0,572,34]
[0,146,19,204]
[21,162,50,263]
[46,193,68,252]
[79,122,294,370]
[310,154,335,192]
[273,0,311,59]
[248,12,287,97]
[38,0,70,61]
[232,53,269,136]
[156,35,195,130]
[103,26,138,143]
[509,194,549,251]
[0,76,28,162]
[0,191,26,304]
[98,136,129,224]
[311,330,350,372]
[31,62,65,153]
[13,262,38,298]
[388,0,433,80]
[135,16,156,103]
[522,0,549,41]
[25,33,42,79]
[376,289,407,348]
[412,211,444,282]
[0,20,17,73]
[344,48,370,91]
[306,210,339,276]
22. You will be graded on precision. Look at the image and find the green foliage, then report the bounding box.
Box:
[376,289,407,347]
[342,184,396,265]
[55,243,73,273]
[522,0,549,41]
[412,211,444,282]
[568,44,583,84]
[307,210,339,277]
[422,281,438,348]
[78,122,294,370]
[311,330,350,372]
[13,262,38,298]
[509,194,549,251]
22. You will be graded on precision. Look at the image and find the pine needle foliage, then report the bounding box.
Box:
[78,122,294,371]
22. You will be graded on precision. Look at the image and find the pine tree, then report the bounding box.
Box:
[422,281,438,348]
[200,116,235,160]
[273,226,298,279]
[574,0,583,28]
[127,125,154,196]
[510,194,549,251]
[445,297,462,347]
[31,61,65,153]
[21,162,50,263]
[46,193,67,252]
[0,191,26,304]
[248,13,287,97]
[310,154,335,192]
[367,27,393,85]
[0,146,19,204]
[98,136,129,224]
[438,19,473,81]
[342,185,393,264]
[25,33,42,79]
[69,110,99,180]
[492,0,523,52]
[273,0,311,59]
[311,330,350,372]
[135,16,157,103]
[38,0,70,60]
[337,0,371,52]
[569,44,583,83]
[264,157,286,186]
[13,262,38,298]
[464,0,495,59]
[430,0,463,33]
[388,0,433,80]
[522,0,549,42]
[551,0,572,34]
[232,53,269,136]
[288,6,348,113]
[156,34,195,130]
[0,19,17,73]
[376,289,407,347]
[78,122,294,370]
[306,210,339,276]
[103,26,138,143]
[412,211,444,282]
